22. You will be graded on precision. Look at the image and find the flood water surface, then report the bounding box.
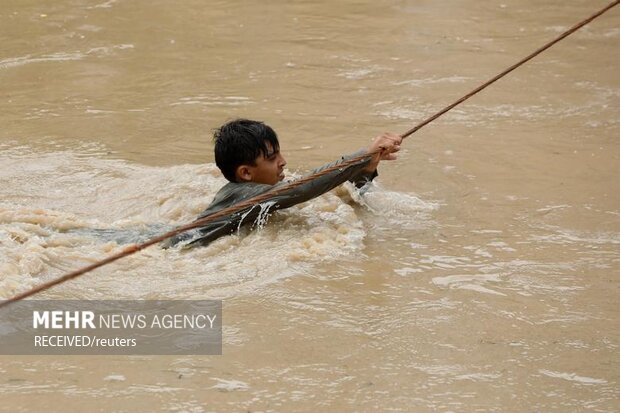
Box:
[1,0,618,411]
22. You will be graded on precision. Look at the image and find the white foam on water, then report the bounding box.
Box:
[0,53,86,69]
[347,183,438,229]
[210,378,249,391]
[531,229,620,245]
[393,76,470,87]
[432,274,505,296]
[0,45,133,70]
[88,0,119,9]
[394,266,423,276]
[103,375,126,382]
[170,95,253,107]
[455,372,502,381]
[539,370,607,385]
[337,67,381,80]
[455,284,506,296]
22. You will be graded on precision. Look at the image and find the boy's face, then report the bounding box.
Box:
[236,142,287,185]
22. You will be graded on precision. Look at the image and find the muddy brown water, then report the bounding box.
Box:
[1,0,618,411]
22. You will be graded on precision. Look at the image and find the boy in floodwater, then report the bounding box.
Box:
[164,119,402,248]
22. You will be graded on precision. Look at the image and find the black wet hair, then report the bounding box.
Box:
[213,119,280,182]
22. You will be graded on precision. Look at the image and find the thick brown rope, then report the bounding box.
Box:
[1,0,617,308]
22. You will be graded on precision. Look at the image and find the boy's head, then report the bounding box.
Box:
[214,119,287,185]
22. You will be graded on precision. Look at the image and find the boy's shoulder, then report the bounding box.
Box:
[199,181,273,219]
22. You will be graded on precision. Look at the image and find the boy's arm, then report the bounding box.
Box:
[271,149,374,209]
[233,132,402,211]
[340,132,402,189]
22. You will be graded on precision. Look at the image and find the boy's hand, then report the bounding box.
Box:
[364,132,403,172]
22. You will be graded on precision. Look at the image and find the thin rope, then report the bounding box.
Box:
[1,0,618,309]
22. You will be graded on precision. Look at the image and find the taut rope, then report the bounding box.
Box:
[1,0,617,308]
